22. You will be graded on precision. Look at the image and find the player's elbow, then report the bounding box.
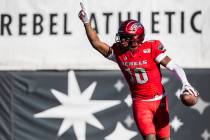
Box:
[165,60,178,71]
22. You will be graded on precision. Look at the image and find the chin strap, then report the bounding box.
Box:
[126,40,132,50]
[128,40,139,50]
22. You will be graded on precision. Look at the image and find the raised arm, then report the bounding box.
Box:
[78,2,112,57]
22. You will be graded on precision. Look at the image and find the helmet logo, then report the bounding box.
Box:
[129,23,138,33]
[129,23,142,33]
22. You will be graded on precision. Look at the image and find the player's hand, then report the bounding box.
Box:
[181,84,199,97]
[78,2,89,24]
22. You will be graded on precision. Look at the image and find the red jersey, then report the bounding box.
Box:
[111,40,166,100]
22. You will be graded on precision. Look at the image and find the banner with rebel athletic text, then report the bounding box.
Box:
[0,0,210,70]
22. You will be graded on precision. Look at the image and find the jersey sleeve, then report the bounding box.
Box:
[107,50,117,62]
[151,40,167,63]
[106,44,117,63]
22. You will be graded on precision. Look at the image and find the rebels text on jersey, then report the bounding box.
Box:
[110,40,166,100]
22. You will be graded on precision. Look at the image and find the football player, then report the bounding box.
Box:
[78,3,198,140]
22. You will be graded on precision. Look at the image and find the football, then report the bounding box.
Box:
[180,91,198,106]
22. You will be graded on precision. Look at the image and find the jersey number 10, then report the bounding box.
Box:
[125,68,148,84]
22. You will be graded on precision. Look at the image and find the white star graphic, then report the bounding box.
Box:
[114,79,124,92]
[105,122,137,140]
[124,115,134,128]
[34,71,121,140]
[201,129,210,140]
[124,94,132,107]
[161,77,170,85]
[170,116,183,132]
[191,97,210,115]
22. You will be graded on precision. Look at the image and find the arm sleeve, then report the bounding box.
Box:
[166,60,190,86]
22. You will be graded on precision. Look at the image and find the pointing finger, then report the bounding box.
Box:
[80,2,86,11]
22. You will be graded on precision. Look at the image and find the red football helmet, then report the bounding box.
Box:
[116,19,145,44]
